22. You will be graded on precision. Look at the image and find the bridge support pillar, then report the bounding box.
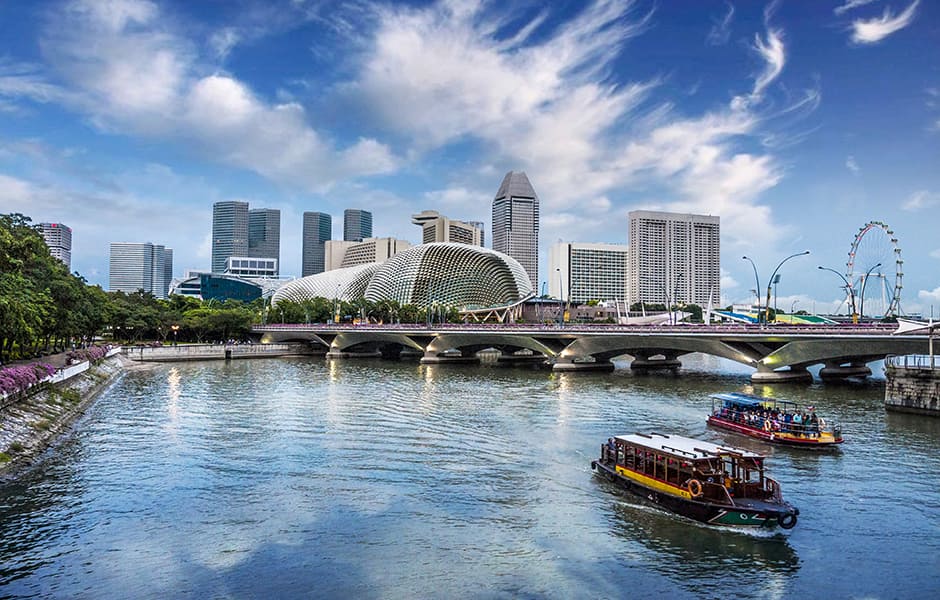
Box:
[552,357,615,372]
[420,351,478,364]
[751,366,813,384]
[326,350,382,359]
[819,362,872,380]
[630,353,682,373]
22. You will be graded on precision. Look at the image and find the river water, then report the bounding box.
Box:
[1,355,938,599]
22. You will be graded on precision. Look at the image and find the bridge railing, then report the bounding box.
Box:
[885,354,939,370]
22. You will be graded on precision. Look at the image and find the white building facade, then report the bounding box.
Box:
[628,210,720,308]
[40,222,72,269]
[549,242,630,304]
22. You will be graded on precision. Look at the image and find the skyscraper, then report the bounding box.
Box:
[302,211,332,277]
[212,201,249,273]
[411,210,483,246]
[344,209,373,242]
[491,171,539,289]
[40,222,72,270]
[628,210,720,307]
[549,242,629,304]
[109,242,173,299]
[248,208,280,274]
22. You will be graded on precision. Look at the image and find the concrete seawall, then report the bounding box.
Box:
[125,342,317,362]
[0,353,130,477]
[885,355,940,415]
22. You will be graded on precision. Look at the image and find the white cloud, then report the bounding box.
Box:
[834,0,876,16]
[706,2,735,46]
[209,27,240,61]
[352,1,800,256]
[902,189,939,211]
[918,286,940,303]
[422,187,489,212]
[930,249,940,259]
[850,0,919,44]
[846,155,860,173]
[33,0,396,191]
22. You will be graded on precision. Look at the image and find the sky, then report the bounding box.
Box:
[0,0,938,316]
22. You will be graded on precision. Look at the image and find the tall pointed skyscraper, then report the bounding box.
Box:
[491,171,539,289]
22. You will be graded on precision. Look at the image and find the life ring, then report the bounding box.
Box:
[778,513,797,529]
[763,419,772,432]
[687,479,703,498]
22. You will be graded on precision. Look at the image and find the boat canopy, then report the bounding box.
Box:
[613,433,765,460]
[710,392,768,408]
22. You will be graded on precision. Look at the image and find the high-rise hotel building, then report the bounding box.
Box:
[40,222,72,270]
[627,210,720,307]
[343,209,372,242]
[549,242,629,304]
[492,171,539,289]
[411,210,483,246]
[109,242,173,299]
[212,201,280,275]
[302,211,332,277]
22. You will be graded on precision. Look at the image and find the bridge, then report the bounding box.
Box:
[253,323,931,383]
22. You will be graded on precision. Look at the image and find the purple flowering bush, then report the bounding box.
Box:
[67,345,108,364]
[0,363,56,397]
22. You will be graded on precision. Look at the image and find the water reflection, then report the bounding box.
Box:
[605,492,799,600]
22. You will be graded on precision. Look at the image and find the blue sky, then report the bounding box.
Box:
[1,0,938,315]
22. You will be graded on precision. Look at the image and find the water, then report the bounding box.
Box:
[1,355,938,599]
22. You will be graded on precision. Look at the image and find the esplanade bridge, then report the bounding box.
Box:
[254,322,931,383]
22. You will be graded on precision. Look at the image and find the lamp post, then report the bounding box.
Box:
[790,299,799,314]
[858,263,882,320]
[556,268,565,326]
[742,256,761,321]
[818,265,857,321]
[171,324,179,346]
[765,251,810,323]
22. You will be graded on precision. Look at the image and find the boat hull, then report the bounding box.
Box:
[590,459,796,528]
[707,416,843,447]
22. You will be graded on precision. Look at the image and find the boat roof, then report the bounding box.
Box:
[613,433,765,460]
[709,392,766,407]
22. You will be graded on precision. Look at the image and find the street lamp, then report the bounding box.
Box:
[766,251,810,323]
[790,299,799,314]
[171,324,179,346]
[818,265,857,321]
[858,263,882,320]
[742,256,761,320]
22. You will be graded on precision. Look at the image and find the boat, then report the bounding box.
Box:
[591,432,799,529]
[707,392,843,447]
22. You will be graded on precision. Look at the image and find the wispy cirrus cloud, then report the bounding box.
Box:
[846,155,860,173]
[850,0,919,44]
[902,189,939,211]
[706,2,735,45]
[350,1,805,252]
[834,0,876,16]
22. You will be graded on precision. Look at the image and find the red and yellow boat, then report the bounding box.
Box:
[707,392,843,447]
[591,432,799,529]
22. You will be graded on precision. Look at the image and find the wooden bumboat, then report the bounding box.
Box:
[707,392,844,447]
[591,432,799,529]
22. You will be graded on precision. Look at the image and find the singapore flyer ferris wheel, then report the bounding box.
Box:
[846,221,903,317]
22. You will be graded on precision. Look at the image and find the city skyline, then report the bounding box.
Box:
[1,1,938,314]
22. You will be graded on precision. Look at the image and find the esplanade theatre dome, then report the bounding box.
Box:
[271,262,380,305]
[271,243,533,309]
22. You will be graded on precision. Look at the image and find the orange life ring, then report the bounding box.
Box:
[687,479,703,498]
[763,419,772,432]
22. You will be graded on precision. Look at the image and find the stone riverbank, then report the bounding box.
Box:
[0,353,130,478]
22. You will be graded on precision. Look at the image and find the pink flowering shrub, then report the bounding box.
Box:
[0,363,56,397]
[67,345,107,364]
